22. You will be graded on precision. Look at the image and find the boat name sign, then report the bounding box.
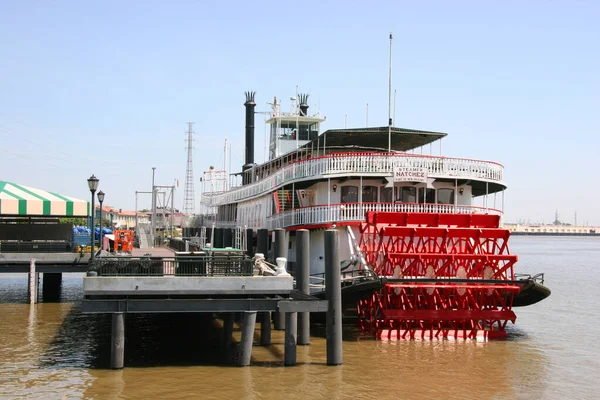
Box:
[386,166,428,187]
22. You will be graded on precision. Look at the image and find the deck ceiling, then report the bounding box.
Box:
[303,126,447,152]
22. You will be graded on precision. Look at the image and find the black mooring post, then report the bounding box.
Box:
[273,228,287,330]
[284,311,298,366]
[111,312,125,369]
[257,228,271,345]
[42,272,62,302]
[325,229,342,365]
[245,228,254,255]
[296,229,310,345]
[223,228,233,248]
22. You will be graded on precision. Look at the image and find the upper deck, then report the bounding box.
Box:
[201,152,505,207]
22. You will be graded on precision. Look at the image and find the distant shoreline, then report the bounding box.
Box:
[511,232,599,237]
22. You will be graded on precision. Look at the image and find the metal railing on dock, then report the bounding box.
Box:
[88,253,253,277]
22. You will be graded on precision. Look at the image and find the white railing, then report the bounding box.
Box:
[202,153,504,206]
[266,203,503,230]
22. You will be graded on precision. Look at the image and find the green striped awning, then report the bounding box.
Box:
[0,181,89,217]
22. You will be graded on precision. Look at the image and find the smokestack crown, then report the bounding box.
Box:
[299,93,309,116]
[245,91,256,106]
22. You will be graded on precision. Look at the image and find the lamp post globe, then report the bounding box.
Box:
[87,175,99,261]
[97,190,105,252]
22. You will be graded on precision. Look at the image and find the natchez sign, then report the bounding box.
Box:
[393,166,428,183]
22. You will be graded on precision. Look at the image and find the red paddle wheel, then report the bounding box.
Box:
[357,212,520,340]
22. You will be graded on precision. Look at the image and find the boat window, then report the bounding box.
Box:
[418,188,436,204]
[362,186,378,202]
[381,187,395,202]
[437,189,455,205]
[298,123,319,141]
[341,186,358,203]
[400,187,417,203]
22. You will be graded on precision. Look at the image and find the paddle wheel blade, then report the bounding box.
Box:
[357,212,520,340]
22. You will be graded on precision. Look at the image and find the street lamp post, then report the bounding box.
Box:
[87,175,99,261]
[97,190,105,252]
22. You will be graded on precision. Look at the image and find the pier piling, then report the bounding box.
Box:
[111,313,125,369]
[284,312,298,366]
[325,229,343,365]
[273,229,286,330]
[223,313,234,347]
[42,272,62,302]
[257,228,272,345]
[296,229,310,345]
[239,311,257,366]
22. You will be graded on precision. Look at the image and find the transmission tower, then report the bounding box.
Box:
[183,122,196,214]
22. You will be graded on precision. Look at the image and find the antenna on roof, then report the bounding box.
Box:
[388,32,393,153]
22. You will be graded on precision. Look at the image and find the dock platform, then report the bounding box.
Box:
[81,246,330,368]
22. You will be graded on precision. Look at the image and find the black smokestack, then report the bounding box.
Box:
[299,93,309,116]
[243,91,256,184]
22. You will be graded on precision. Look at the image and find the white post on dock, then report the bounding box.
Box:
[28,258,38,304]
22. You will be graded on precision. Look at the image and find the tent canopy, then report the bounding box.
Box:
[0,181,89,217]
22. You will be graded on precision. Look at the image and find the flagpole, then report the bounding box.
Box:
[388,32,393,153]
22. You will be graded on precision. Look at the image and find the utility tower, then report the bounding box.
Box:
[183,122,196,214]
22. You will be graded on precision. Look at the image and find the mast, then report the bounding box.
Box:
[388,32,393,153]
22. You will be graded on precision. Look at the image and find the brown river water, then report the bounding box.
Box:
[0,236,599,399]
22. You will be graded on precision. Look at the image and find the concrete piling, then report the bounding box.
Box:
[111,312,125,369]
[273,229,287,330]
[325,229,343,365]
[296,229,310,345]
[284,312,298,366]
[239,311,257,366]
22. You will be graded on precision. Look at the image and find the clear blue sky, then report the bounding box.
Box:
[1,1,598,225]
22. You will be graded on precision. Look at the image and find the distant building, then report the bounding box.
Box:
[95,206,150,230]
[504,223,599,235]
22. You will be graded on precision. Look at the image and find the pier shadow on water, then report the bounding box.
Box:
[39,310,259,369]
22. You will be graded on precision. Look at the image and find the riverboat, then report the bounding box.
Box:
[199,90,550,340]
